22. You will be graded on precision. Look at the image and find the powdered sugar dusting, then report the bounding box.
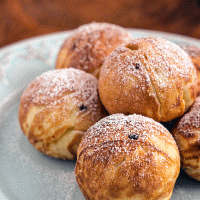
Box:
[79,113,177,164]
[76,114,180,199]
[21,68,99,112]
[99,37,197,121]
[84,113,174,143]
[177,96,200,135]
[104,37,195,85]
[180,45,200,58]
[59,22,130,72]
[75,22,130,46]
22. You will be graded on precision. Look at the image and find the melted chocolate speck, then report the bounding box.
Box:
[79,104,87,111]
[135,63,140,69]
[128,134,139,140]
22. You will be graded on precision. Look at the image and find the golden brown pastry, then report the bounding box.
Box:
[180,45,200,95]
[75,113,180,200]
[171,96,200,181]
[56,22,130,78]
[18,68,107,160]
[99,37,198,122]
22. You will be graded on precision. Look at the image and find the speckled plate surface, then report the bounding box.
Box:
[0,29,200,200]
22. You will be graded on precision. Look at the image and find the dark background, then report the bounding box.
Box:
[0,0,200,48]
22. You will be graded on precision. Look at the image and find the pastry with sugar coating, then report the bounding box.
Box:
[99,37,198,122]
[75,113,180,200]
[18,68,107,160]
[180,45,200,95]
[56,22,130,78]
[171,96,200,181]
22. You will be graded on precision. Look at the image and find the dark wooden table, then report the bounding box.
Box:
[0,0,200,48]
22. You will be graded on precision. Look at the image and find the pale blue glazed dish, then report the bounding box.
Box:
[0,29,200,200]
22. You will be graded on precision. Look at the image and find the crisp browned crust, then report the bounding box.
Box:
[171,96,200,181]
[99,37,198,122]
[180,45,200,96]
[75,114,180,200]
[18,68,107,160]
[55,22,130,78]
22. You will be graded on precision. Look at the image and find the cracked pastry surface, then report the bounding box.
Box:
[75,113,180,200]
[55,22,130,78]
[99,37,198,122]
[18,68,107,160]
[171,96,200,181]
[180,45,200,96]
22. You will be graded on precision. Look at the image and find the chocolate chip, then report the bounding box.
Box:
[79,104,87,111]
[128,134,139,140]
[135,63,140,69]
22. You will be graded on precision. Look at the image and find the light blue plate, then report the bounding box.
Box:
[0,29,200,200]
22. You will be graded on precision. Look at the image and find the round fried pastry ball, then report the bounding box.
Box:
[99,37,198,122]
[75,113,180,200]
[56,22,130,78]
[18,68,107,160]
[180,45,200,96]
[171,96,200,181]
